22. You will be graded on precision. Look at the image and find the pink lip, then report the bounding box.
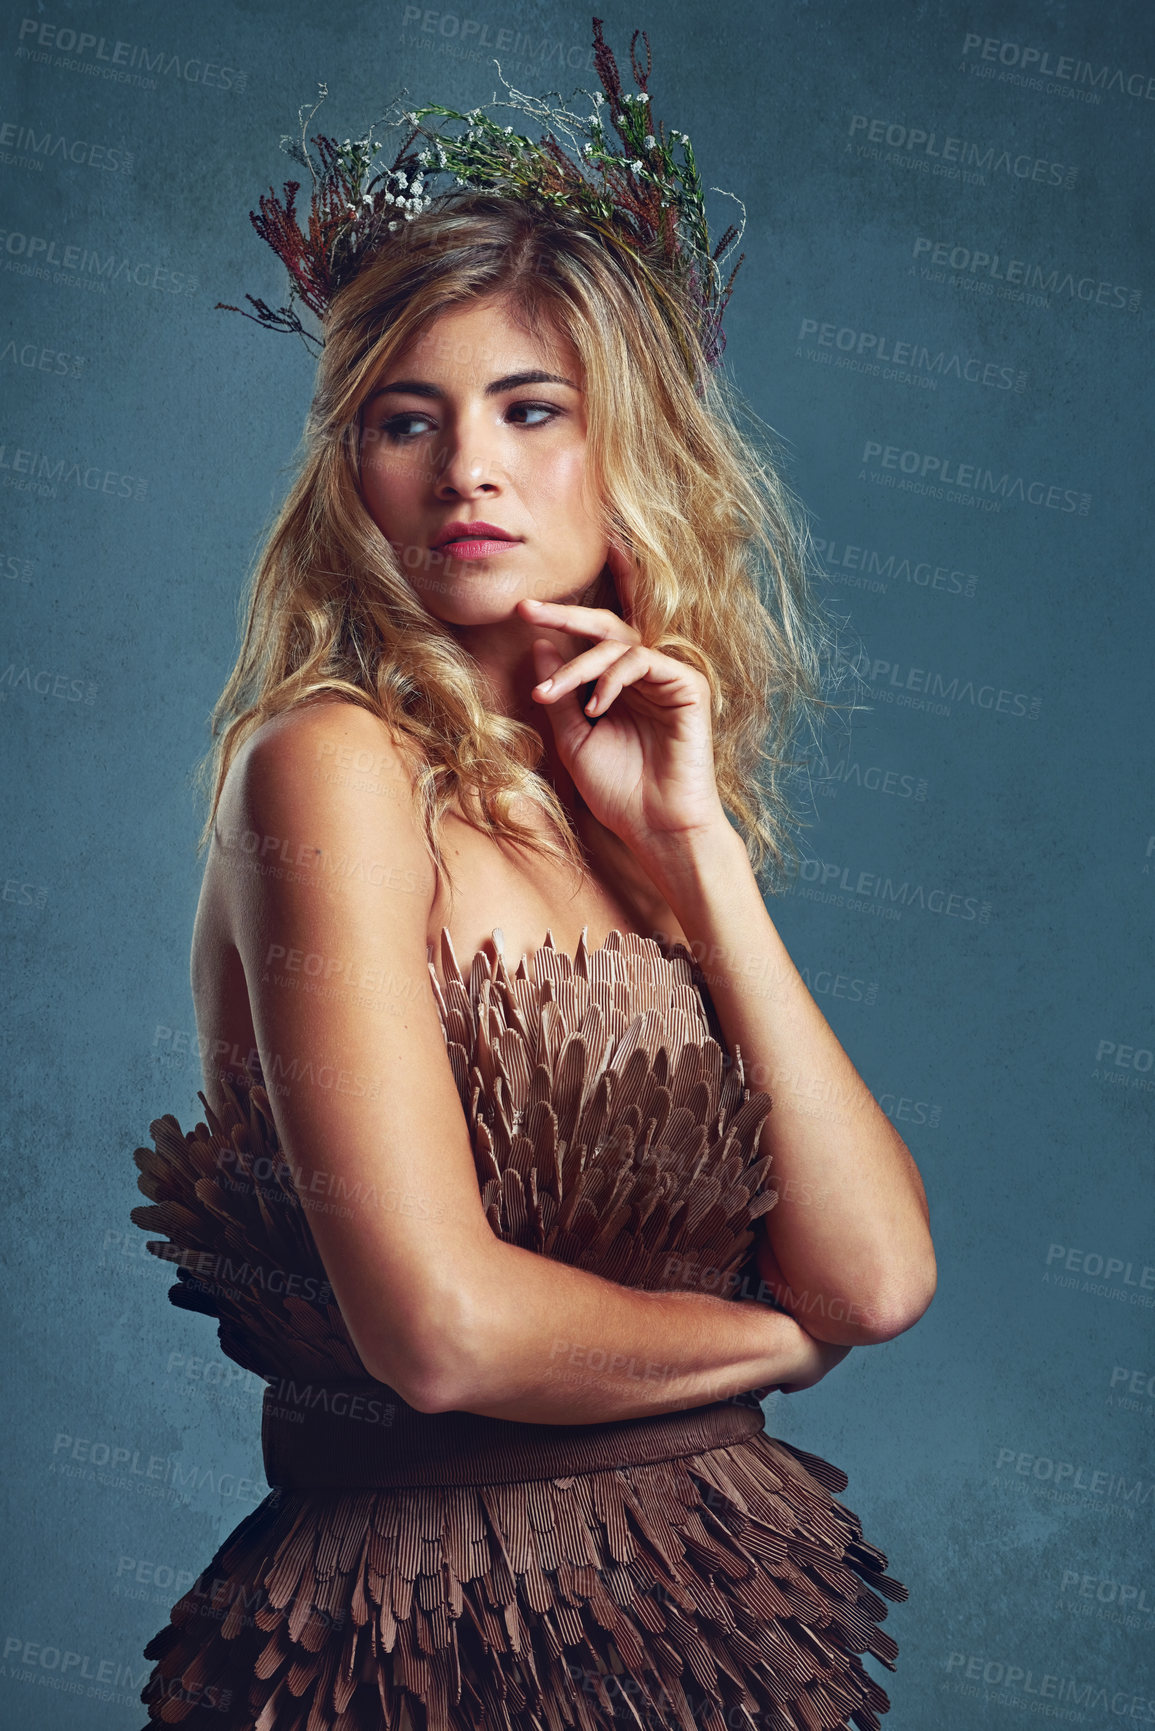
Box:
[432,519,522,557]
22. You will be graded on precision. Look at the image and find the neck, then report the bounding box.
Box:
[444,563,619,825]
[447,615,584,824]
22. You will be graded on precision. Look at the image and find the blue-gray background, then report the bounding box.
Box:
[2,0,1152,1725]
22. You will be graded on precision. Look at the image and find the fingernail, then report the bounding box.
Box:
[535,678,553,694]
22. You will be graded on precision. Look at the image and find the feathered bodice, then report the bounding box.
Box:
[131,930,912,1731]
[131,928,779,1386]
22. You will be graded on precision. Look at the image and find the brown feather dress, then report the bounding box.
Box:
[130,928,907,1731]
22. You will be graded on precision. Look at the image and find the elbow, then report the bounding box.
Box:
[396,1369,458,1416]
[857,1259,938,1345]
[401,1350,478,1415]
[368,1281,494,1415]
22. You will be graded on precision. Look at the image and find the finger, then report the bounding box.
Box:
[585,644,655,715]
[532,638,634,702]
[533,637,567,702]
[529,640,598,763]
[587,646,708,715]
[518,596,640,645]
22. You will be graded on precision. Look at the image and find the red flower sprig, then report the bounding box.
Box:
[217,19,746,374]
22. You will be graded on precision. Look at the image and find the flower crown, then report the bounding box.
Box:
[216,17,746,378]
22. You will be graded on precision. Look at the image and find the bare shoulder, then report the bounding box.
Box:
[229,696,428,832]
[215,697,437,924]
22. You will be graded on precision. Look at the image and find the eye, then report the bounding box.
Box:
[506,401,562,426]
[373,412,434,444]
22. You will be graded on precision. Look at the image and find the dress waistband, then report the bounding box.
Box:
[261,1378,765,1490]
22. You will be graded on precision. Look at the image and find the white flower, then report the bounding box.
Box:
[631,159,644,172]
[593,91,605,105]
[637,92,650,103]
[644,135,656,149]
[504,125,513,134]
[389,220,399,230]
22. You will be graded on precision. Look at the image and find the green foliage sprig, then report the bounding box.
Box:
[217,18,745,375]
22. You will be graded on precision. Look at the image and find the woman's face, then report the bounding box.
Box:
[358,293,609,627]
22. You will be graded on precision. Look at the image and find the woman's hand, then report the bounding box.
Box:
[520,545,729,860]
[735,1303,852,1401]
[772,1330,853,1393]
[748,1227,853,1391]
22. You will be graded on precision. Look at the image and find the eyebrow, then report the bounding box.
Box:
[364,369,579,404]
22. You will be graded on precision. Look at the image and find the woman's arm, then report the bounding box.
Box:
[215,701,846,1420]
[445,1246,852,1422]
[518,589,937,1351]
[642,819,937,1348]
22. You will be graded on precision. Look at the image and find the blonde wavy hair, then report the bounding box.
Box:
[195,192,836,890]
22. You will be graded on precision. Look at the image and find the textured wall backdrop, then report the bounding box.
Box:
[2,1,1152,1726]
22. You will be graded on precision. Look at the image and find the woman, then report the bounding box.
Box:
[132,29,935,1731]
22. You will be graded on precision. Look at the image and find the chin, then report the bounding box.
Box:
[406,569,528,624]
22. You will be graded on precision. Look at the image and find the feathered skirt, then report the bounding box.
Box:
[138,1379,905,1731]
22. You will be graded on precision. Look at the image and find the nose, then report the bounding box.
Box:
[433,408,503,500]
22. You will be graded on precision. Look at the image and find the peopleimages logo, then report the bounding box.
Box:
[14,18,247,93]
[942,1650,1155,1721]
[961,34,1155,103]
[847,113,1077,187]
[813,535,978,598]
[851,651,1042,720]
[2,1635,151,1698]
[0,438,147,501]
[912,236,1140,313]
[0,662,97,704]
[812,756,928,800]
[0,229,198,296]
[400,7,598,73]
[798,319,1025,391]
[0,119,132,175]
[788,858,992,924]
[861,439,1091,515]
[1,339,85,379]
